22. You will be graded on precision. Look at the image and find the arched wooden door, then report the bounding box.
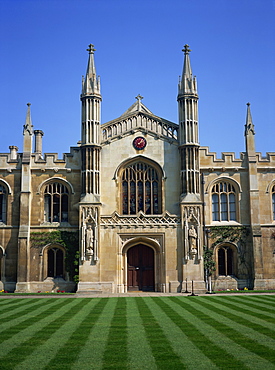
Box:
[127,244,154,291]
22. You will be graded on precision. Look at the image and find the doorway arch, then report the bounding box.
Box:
[127,244,154,291]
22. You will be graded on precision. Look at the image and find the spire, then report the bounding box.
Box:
[23,103,33,136]
[82,44,101,96]
[245,102,255,135]
[245,102,256,155]
[178,44,197,96]
[182,44,192,78]
[22,103,33,156]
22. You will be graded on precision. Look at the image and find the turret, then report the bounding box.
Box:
[81,44,101,146]
[178,45,200,196]
[80,44,101,200]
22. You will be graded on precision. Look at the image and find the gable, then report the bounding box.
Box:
[101,101,178,145]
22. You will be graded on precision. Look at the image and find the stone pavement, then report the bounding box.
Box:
[1,291,275,298]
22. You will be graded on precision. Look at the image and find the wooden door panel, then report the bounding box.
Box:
[127,244,154,291]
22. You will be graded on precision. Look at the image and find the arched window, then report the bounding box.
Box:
[44,182,69,223]
[121,161,161,215]
[212,181,237,221]
[217,246,235,276]
[0,184,7,223]
[47,247,64,278]
[272,185,275,220]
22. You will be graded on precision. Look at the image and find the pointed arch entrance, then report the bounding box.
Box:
[127,244,154,291]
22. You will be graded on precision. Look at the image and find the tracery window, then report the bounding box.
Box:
[217,246,235,276]
[272,185,275,220]
[212,181,237,221]
[0,184,7,223]
[121,161,161,215]
[44,182,69,223]
[47,247,64,278]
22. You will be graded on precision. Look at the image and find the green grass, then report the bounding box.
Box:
[0,296,274,369]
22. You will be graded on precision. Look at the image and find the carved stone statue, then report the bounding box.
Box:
[86,224,94,255]
[188,225,197,253]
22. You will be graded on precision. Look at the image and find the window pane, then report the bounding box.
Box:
[47,249,54,277]
[153,181,158,214]
[227,248,233,275]
[44,194,51,222]
[56,249,64,277]
[61,194,68,222]
[218,249,226,275]
[229,193,236,221]
[122,181,128,214]
[137,181,143,212]
[221,193,228,221]
[273,193,275,220]
[212,194,219,221]
[130,181,136,214]
[145,181,151,214]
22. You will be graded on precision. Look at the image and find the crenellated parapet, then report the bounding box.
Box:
[199,146,246,169]
[0,147,81,171]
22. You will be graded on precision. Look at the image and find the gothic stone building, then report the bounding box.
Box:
[0,45,274,293]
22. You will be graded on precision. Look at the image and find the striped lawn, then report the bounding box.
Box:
[0,296,274,369]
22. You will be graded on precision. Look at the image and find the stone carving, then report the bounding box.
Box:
[85,224,94,256]
[183,206,201,260]
[188,225,197,254]
[101,211,180,227]
[81,206,99,262]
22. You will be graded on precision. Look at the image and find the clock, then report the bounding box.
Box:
[133,136,147,150]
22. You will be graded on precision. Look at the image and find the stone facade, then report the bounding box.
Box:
[0,44,274,293]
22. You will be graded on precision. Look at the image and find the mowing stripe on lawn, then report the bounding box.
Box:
[236,296,275,311]
[171,297,275,368]
[196,297,275,340]
[154,297,247,369]
[126,298,157,370]
[72,298,116,370]
[215,296,275,316]
[135,297,186,369]
[102,298,128,369]
[185,297,275,350]
[0,298,79,366]
[0,297,31,313]
[166,297,274,369]
[0,298,65,341]
[0,298,52,323]
[43,298,109,369]
[144,297,219,369]
[6,299,91,370]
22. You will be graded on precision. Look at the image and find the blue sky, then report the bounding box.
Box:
[0,0,274,156]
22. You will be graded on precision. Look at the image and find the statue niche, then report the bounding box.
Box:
[80,206,99,262]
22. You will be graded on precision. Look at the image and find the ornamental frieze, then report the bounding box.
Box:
[101,211,180,227]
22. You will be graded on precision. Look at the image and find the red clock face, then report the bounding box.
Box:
[133,137,147,150]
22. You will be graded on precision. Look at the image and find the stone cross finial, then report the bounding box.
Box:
[135,94,143,111]
[87,44,96,54]
[182,44,191,55]
[135,94,143,102]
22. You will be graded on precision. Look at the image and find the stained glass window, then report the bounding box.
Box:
[122,162,161,215]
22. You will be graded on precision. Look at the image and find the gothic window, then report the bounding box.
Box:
[0,184,7,223]
[121,161,161,215]
[212,182,237,221]
[272,185,275,220]
[44,182,69,223]
[47,247,64,278]
[217,246,235,276]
